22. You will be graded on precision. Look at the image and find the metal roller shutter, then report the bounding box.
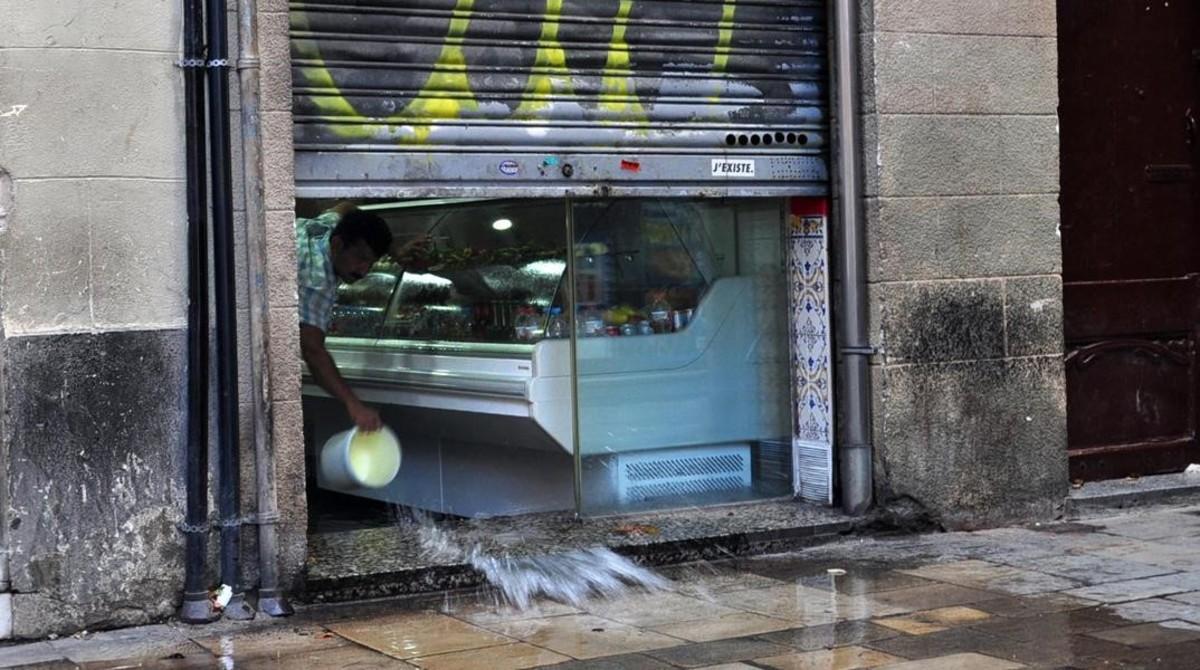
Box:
[290,0,829,196]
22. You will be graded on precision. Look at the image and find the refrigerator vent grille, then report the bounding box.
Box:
[618,446,752,503]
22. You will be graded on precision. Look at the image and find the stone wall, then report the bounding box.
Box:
[859,0,1068,528]
[255,0,308,596]
[0,0,189,636]
[0,0,307,637]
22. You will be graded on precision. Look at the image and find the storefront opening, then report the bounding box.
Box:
[300,197,794,526]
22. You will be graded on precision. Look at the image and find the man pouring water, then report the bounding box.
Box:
[296,202,424,431]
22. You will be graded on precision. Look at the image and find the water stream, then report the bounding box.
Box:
[399,507,669,610]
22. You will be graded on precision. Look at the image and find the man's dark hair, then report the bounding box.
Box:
[333,210,393,258]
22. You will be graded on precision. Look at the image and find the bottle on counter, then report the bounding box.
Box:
[579,306,606,337]
[671,308,690,332]
[546,307,568,339]
[648,294,672,334]
[514,306,540,342]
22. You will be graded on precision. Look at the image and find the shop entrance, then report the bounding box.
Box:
[1059,0,1200,480]
[286,0,837,570]
[301,196,796,527]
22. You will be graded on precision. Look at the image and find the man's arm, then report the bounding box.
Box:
[300,324,382,432]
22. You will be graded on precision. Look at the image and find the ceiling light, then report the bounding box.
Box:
[492,218,513,231]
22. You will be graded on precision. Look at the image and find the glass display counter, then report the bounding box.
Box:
[301,197,792,516]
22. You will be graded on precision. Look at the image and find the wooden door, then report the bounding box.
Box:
[1059,0,1200,480]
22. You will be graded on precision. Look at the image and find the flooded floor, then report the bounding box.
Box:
[306,499,854,602]
[12,504,1200,668]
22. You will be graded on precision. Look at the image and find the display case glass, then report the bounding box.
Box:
[323,198,724,347]
[327,199,569,343]
[302,196,794,518]
[571,199,793,514]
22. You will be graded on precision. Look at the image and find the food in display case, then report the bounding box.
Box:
[324,199,718,344]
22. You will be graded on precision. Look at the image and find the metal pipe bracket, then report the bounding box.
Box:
[175,520,211,535]
[840,345,878,356]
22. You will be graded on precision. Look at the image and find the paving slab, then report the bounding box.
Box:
[1105,598,1200,626]
[642,636,792,668]
[0,643,69,668]
[751,645,904,670]
[967,608,1126,642]
[49,625,198,663]
[1063,572,1200,604]
[1088,512,1200,541]
[999,553,1176,586]
[756,620,900,651]
[899,559,1082,595]
[1085,620,1200,648]
[1069,472,1200,514]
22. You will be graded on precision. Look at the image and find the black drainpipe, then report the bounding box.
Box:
[206,0,254,621]
[179,0,218,625]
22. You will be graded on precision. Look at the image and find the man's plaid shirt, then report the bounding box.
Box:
[296,211,341,332]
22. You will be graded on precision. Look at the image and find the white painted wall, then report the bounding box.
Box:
[0,0,188,337]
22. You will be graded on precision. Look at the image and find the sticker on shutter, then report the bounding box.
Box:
[711,159,756,177]
[498,160,520,176]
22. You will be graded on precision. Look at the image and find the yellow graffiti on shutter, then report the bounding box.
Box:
[514,0,574,119]
[599,0,647,124]
[292,4,480,144]
[710,0,737,102]
[291,9,370,140]
[714,0,737,73]
[401,0,479,143]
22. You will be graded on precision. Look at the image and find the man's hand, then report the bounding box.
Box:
[348,400,383,433]
[301,323,383,433]
[391,234,433,272]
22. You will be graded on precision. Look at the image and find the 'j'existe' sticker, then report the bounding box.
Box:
[711,159,756,177]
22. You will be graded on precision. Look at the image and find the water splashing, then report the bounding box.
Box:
[471,547,669,610]
[399,507,669,610]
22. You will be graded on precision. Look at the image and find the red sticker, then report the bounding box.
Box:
[790,197,829,217]
[620,159,641,172]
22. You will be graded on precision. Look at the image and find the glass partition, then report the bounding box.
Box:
[301,196,793,521]
[571,198,793,514]
[302,198,576,522]
[327,199,569,344]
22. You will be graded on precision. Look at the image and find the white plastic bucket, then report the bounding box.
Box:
[319,426,402,489]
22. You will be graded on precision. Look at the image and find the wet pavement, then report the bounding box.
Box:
[11,504,1200,668]
[306,499,853,602]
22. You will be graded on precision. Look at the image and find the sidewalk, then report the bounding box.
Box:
[9,504,1200,669]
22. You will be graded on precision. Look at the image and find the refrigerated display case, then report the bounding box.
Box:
[302,198,791,517]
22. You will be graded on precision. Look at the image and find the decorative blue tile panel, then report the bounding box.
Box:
[788,199,833,505]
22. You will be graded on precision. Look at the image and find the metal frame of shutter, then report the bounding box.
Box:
[290,0,830,197]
